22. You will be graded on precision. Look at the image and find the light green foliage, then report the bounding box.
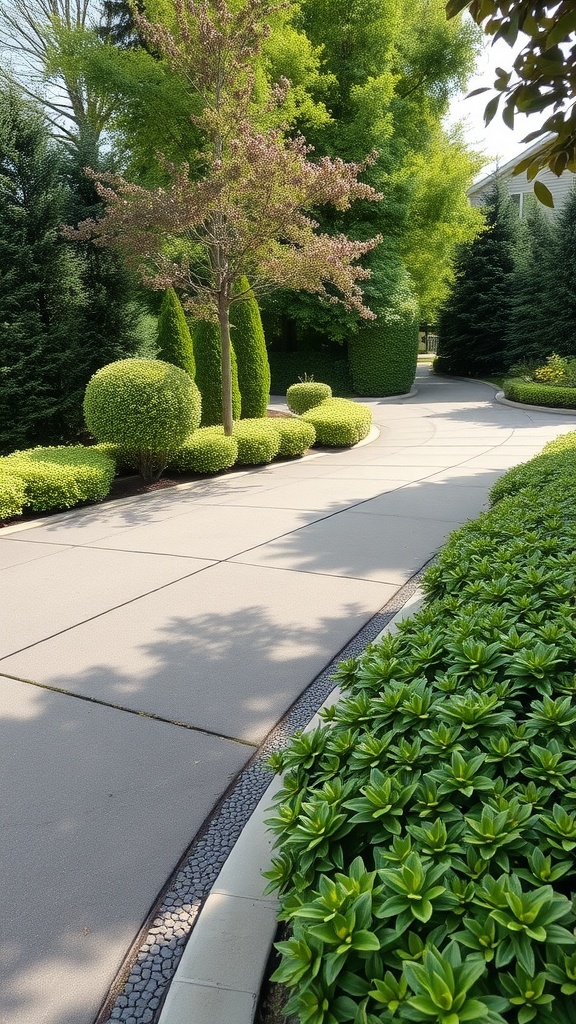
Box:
[286,381,332,414]
[502,378,576,411]
[0,469,26,520]
[2,446,115,512]
[157,288,196,377]
[302,397,371,445]
[213,419,281,465]
[270,418,316,457]
[168,427,238,474]
[349,268,419,396]
[490,431,576,505]
[83,358,201,481]
[230,278,271,419]
[192,319,241,426]
[266,438,576,1024]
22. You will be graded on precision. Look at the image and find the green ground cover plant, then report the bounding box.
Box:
[2,446,115,512]
[302,398,372,446]
[265,435,576,1024]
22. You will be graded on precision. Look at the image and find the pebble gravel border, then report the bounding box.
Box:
[96,567,428,1024]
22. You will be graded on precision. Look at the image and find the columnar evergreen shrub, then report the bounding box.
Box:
[348,272,419,396]
[302,397,371,445]
[230,277,271,418]
[157,287,196,377]
[84,359,201,481]
[169,427,238,474]
[287,382,332,414]
[2,446,115,511]
[192,318,241,425]
[266,439,576,1024]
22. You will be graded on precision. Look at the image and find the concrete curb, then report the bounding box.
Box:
[494,391,576,416]
[158,588,425,1024]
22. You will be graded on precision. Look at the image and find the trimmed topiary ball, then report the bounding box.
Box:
[169,427,239,474]
[271,418,316,457]
[84,359,201,481]
[0,466,26,520]
[286,381,332,414]
[302,398,371,446]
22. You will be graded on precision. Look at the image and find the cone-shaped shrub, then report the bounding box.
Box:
[157,288,196,377]
[230,277,271,418]
[193,319,241,426]
[84,358,201,481]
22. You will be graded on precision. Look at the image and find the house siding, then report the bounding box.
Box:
[468,142,575,215]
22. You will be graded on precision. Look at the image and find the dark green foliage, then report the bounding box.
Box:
[192,318,241,426]
[266,440,576,1024]
[504,202,557,367]
[268,350,352,396]
[156,288,196,378]
[168,427,238,474]
[436,184,518,377]
[0,468,26,520]
[542,189,576,361]
[348,270,419,396]
[302,397,372,446]
[0,89,85,454]
[230,277,271,418]
[502,377,576,410]
[270,418,316,457]
[2,445,115,512]
[286,382,332,414]
[84,359,201,481]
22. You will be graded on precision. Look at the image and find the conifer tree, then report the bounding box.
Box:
[193,320,241,427]
[505,201,557,367]
[157,287,196,378]
[546,189,576,359]
[230,277,271,418]
[436,183,518,377]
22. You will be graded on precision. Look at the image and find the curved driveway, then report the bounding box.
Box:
[0,367,574,1024]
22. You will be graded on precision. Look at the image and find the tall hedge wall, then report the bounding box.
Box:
[348,276,419,396]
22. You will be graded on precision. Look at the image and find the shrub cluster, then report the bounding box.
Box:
[266,437,576,1024]
[168,427,239,474]
[302,397,372,446]
[502,377,576,411]
[2,446,115,513]
[272,418,316,458]
[230,419,281,465]
[287,382,333,414]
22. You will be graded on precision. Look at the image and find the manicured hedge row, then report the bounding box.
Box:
[168,427,239,474]
[302,397,372,446]
[490,431,576,505]
[1,446,115,514]
[272,418,316,458]
[0,468,27,520]
[265,438,576,1024]
[502,377,576,410]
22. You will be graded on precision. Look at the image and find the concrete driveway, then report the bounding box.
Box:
[0,367,574,1024]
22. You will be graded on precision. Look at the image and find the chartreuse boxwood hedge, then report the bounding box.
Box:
[265,433,576,1024]
[1,446,115,514]
[302,397,372,446]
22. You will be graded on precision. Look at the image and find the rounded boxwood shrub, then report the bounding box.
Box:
[271,417,316,457]
[0,467,26,520]
[192,318,242,426]
[226,419,281,465]
[169,427,238,474]
[286,381,332,414]
[84,358,201,482]
[301,397,371,446]
[157,287,196,378]
[3,446,116,512]
[503,377,576,410]
[230,277,271,418]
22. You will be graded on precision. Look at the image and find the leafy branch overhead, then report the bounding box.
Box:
[446,1,576,190]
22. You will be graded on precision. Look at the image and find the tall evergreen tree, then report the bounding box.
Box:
[545,189,576,360]
[505,201,557,368]
[0,88,85,453]
[436,183,518,377]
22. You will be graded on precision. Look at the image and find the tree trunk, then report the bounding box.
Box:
[218,295,234,436]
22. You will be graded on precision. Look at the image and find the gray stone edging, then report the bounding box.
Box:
[494,391,576,416]
[157,589,425,1024]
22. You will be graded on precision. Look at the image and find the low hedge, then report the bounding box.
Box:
[209,419,281,465]
[287,382,333,414]
[271,418,316,458]
[2,446,116,513]
[266,442,576,1024]
[502,377,576,410]
[490,431,576,505]
[302,397,372,446]
[0,468,26,520]
[168,427,239,474]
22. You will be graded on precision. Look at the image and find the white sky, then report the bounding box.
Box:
[446,31,540,175]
